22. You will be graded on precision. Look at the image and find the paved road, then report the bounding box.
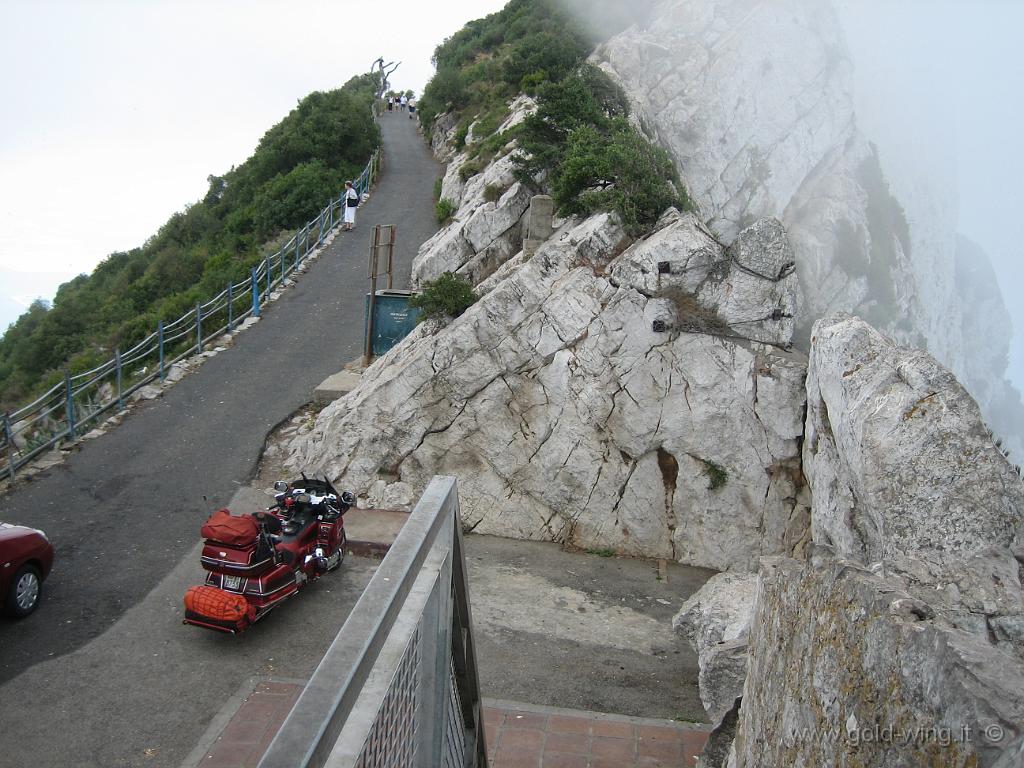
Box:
[0,113,439,766]
[467,536,711,723]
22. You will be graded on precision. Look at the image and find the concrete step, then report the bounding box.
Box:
[313,370,362,405]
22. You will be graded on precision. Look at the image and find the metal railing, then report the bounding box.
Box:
[258,476,487,768]
[1,149,381,481]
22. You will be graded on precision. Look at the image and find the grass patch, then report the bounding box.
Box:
[484,183,503,202]
[701,459,728,491]
[585,547,617,558]
[435,198,456,225]
[459,159,485,181]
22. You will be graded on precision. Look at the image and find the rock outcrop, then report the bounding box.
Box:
[805,315,1024,564]
[728,316,1024,767]
[289,206,810,570]
[674,572,757,723]
[413,97,539,288]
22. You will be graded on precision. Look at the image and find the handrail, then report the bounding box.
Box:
[258,477,487,768]
[2,143,382,481]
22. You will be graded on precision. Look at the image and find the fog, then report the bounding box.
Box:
[837,0,1024,389]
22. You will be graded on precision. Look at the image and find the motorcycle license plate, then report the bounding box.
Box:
[224,575,243,591]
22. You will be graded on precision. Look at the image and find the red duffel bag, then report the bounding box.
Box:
[184,586,256,628]
[200,508,259,546]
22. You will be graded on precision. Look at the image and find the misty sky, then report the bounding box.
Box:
[1,0,1021,388]
[838,0,1024,388]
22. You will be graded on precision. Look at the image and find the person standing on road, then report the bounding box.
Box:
[400,94,408,111]
[408,97,417,119]
[343,181,359,231]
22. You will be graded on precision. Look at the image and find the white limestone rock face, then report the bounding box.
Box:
[674,572,757,723]
[734,553,1024,768]
[288,212,809,570]
[804,315,1024,565]
[593,0,1021,428]
[727,313,1024,768]
[414,150,526,287]
[429,111,461,163]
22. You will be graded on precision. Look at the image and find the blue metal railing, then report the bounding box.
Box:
[1,148,381,481]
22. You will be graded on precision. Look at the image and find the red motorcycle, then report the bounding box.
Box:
[183,475,353,634]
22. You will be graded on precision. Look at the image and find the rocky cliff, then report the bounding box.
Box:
[288,200,810,570]
[594,0,1022,456]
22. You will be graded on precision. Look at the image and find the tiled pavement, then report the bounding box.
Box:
[193,686,711,768]
[483,700,711,768]
[196,680,304,768]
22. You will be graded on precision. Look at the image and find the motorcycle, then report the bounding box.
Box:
[183,474,354,634]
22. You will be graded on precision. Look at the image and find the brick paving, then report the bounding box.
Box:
[193,684,710,768]
[197,681,304,768]
[484,700,711,768]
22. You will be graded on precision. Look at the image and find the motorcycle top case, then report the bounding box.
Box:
[201,508,258,547]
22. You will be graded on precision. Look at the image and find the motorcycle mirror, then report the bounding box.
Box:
[273,481,288,492]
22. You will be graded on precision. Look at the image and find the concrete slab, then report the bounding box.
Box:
[345,508,409,556]
[466,534,714,723]
[313,370,362,405]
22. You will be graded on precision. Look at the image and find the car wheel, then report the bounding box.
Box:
[5,564,42,618]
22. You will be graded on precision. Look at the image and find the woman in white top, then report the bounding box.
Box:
[343,181,359,231]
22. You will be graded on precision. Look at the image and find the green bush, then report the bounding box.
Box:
[433,177,443,202]
[453,120,471,150]
[555,121,684,235]
[459,159,484,181]
[484,184,503,203]
[435,198,457,225]
[410,272,477,322]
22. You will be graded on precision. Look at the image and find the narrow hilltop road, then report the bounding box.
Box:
[0,113,440,685]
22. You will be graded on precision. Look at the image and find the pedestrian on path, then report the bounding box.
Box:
[400,94,408,111]
[387,96,394,112]
[408,97,417,118]
[343,181,359,231]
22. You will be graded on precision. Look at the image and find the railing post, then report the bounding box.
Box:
[280,248,286,283]
[252,268,261,318]
[265,257,271,296]
[227,281,234,331]
[65,371,76,440]
[295,228,301,269]
[115,348,124,411]
[195,303,202,355]
[3,411,15,481]
[158,320,165,382]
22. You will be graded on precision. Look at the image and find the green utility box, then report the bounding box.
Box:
[364,289,421,357]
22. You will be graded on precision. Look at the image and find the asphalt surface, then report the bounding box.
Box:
[466,536,713,723]
[0,113,439,765]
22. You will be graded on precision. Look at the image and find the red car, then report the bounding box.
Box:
[0,523,54,618]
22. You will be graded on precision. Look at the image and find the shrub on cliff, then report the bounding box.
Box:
[515,66,688,235]
[410,272,477,322]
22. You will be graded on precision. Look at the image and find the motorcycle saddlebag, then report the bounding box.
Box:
[184,585,256,633]
[200,509,259,547]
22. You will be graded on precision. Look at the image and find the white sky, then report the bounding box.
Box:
[0,0,506,325]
